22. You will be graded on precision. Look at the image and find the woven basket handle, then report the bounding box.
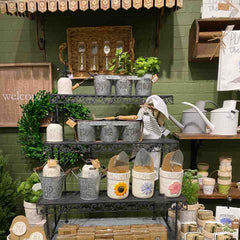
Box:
[59,43,68,65]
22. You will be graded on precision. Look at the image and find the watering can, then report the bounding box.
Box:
[169,101,218,134]
[182,100,239,135]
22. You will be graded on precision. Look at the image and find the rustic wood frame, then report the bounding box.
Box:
[0,62,52,127]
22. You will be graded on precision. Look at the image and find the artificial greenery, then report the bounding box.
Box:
[18,90,90,165]
[181,169,200,205]
[133,56,161,77]
[0,151,19,238]
[17,173,42,203]
[109,49,161,77]
[109,49,133,75]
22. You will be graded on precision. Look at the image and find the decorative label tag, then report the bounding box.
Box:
[12,222,27,236]
[152,74,159,83]
[218,2,230,10]
[47,159,57,167]
[91,159,101,169]
[66,118,77,128]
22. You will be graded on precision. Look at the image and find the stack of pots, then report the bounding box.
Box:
[218,157,232,195]
[94,74,152,97]
[197,163,209,189]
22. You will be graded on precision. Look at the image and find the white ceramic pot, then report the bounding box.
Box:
[132,170,155,199]
[107,171,130,199]
[159,168,183,198]
[46,123,63,142]
[58,77,72,94]
[24,201,43,224]
[202,178,215,195]
[219,165,232,171]
[198,171,208,189]
[219,157,232,166]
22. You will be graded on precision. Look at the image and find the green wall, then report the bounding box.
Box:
[0,0,240,206]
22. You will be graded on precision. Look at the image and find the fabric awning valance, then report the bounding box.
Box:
[0,0,182,15]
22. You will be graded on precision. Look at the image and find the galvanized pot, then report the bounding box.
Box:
[94,75,112,96]
[77,120,96,142]
[135,74,152,96]
[100,124,119,142]
[115,75,132,96]
[122,121,142,142]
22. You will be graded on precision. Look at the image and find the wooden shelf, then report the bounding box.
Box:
[173,132,240,140]
[198,185,240,200]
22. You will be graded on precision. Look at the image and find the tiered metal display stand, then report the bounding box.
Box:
[38,94,186,240]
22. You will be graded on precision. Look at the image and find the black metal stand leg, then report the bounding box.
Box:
[65,210,69,223]
[174,203,179,240]
[190,140,201,169]
[45,207,50,240]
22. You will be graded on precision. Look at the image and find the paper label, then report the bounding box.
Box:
[47,159,57,167]
[91,159,100,169]
[218,2,230,10]
[152,74,159,83]
[66,118,76,128]
[12,222,27,236]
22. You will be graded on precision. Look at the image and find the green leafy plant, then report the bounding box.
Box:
[18,90,91,165]
[0,151,19,237]
[109,49,133,75]
[133,56,161,77]
[181,169,200,205]
[17,173,42,203]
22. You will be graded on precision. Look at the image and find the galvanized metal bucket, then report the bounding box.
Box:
[94,75,112,96]
[100,124,119,142]
[76,120,96,142]
[115,75,133,96]
[39,173,65,200]
[72,169,101,200]
[34,165,67,200]
[122,120,142,142]
[135,74,152,96]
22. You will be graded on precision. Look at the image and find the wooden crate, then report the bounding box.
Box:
[0,63,52,127]
[66,26,134,78]
[188,18,240,62]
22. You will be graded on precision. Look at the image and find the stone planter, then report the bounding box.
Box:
[134,74,152,96]
[107,171,130,200]
[159,168,183,198]
[24,201,43,224]
[76,120,96,142]
[132,170,155,199]
[46,123,63,142]
[94,75,113,96]
[115,75,132,96]
[100,124,119,142]
[180,203,204,222]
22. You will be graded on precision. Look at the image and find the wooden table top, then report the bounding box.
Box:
[174,132,240,140]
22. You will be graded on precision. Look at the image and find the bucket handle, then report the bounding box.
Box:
[69,166,81,179]
[33,164,45,180]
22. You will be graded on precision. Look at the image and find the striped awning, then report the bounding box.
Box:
[0,0,183,14]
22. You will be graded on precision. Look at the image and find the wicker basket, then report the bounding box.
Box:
[60,26,134,78]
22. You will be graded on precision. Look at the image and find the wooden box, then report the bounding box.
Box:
[66,26,134,78]
[189,18,240,62]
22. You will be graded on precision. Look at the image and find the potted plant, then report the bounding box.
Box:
[132,56,160,96]
[180,169,202,222]
[17,173,43,224]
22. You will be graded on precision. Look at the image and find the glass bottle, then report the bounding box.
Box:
[91,41,98,71]
[78,41,86,71]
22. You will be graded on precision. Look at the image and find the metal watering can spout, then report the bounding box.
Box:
[182,102,215,132]
[169,114,184,130]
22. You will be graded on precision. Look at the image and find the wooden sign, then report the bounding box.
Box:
[0,63,52,127]
[9,216,29,240]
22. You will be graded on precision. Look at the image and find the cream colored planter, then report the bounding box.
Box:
[24,201,43,224]
[219,165,232,171]
[159,168,183,198]
[202,178,215,195]
[132,170,155,199]
[107,171,130,200]
[219,157,232,167]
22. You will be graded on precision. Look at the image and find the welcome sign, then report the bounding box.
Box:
[0,63,52,127]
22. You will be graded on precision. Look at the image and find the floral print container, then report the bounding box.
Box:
[107,171,130,199]
[159,168,183,198]
[132,170,155,199]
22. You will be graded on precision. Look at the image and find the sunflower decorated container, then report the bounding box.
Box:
[107,171,130,199]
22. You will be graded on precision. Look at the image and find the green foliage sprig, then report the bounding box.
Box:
[0,151,19,237]
[181,169,200,205]
[109,50,161,77]
[18,90,90,165]
[17,173,42,203]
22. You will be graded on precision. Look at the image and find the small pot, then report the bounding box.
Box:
[219,165,232,171]
[100,124,119,142]
[115,75,132,96]
[94,75,112,96]
[198,210,214,221]
[197,171,208,189]
[76,120,96,142]
[134,74,152,96]
[197,163,209,172]
[202,178,215,195]
[219,157,232,167]
[122,121,142,142]
[218,178,231,195]
[218,170,232,181]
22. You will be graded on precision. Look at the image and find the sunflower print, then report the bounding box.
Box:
[114,182,127,196]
